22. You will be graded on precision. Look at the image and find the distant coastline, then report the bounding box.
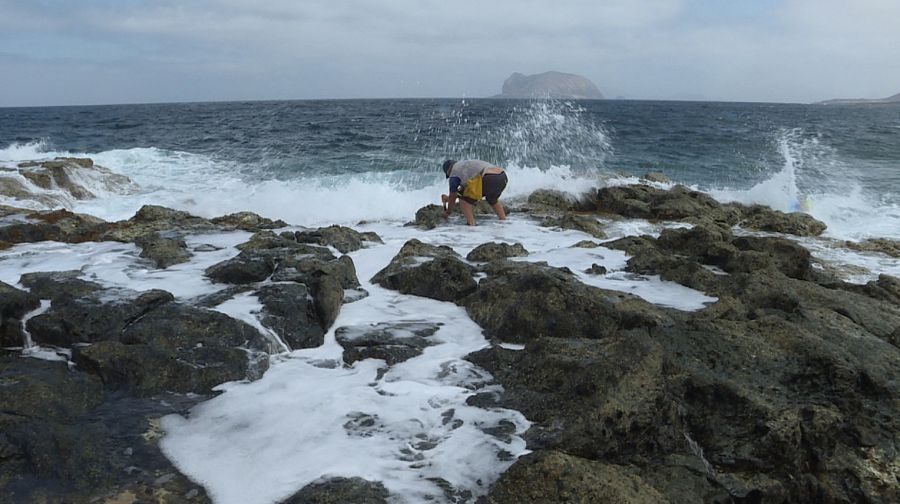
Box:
[815,92,900,105]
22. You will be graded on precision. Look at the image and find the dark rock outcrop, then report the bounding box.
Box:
[466,242,528,262]
[467,197,900,503]
[410,204,446,230]
[526,189,597,212]
[295,225,382,254]
[23,276,272,396]
[0,357,211,503]
[485,451,666,504]
[280,477,389,504]
[256,283,324,350]
[135,232,192,268]
[539,214,607,239]
[595,183,827,237]
[0,281,41,347]
[335,321,442,365]
[462,261,667,343]
[210,211,287,231]
[371,239,477,303]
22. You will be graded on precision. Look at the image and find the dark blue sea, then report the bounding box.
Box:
[1,99,899,238]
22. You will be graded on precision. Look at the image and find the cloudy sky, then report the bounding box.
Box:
[1,0,898,106]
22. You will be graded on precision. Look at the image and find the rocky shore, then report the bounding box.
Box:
[1,158,898,503]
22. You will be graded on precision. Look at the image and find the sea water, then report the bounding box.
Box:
[1,99,898,502]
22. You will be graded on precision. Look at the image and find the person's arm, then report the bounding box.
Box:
[444,177,461,217]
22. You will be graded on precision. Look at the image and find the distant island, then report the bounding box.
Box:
[815,92,900,105]
[493,71,604,99]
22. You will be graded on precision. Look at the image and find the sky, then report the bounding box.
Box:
[1,0,899,106]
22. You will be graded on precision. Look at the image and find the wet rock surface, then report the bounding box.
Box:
[0,281,40,347]
[280,477,389,504]
[461,187,900,503]
[0,357,211,503]
[372,239,477,303]
[1,181,898,503]
[465,242,528,262]
[295,224,382,254]
[335,321,442,365]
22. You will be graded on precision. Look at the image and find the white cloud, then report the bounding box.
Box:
[2,0,900,105]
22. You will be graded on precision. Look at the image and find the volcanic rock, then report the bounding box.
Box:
[280,477,389,504]
[135,232,192,268]
[371,239,477,303]
[485,451,666,504]
[336,321,442,365]
[410,204,446,230]
[462,261,665,343]
[540,214,607,239]
[256,283,324,350]
[526,189,597,212]
[737,204,827,236]
[466,242,528,262]
[0,281,41,347]
[295,225,382,254]
[211,211,287,231]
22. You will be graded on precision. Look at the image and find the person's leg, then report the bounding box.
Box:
[483,172,508,221]
[459,200,476,225]
[490,200,507,220]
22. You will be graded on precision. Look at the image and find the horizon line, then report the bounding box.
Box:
[0,96,820,109]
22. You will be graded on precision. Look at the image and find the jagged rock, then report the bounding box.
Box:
[19,270,104,300]
[468,332,681,461]
[372,239,477,303]
[843,238,900,258]
[135,232,192,269]
[540,214,607,239]
[335,322,442,365]
[0,204,30,218]
[280,477,389,504]
[22,280,272,394]
[272,255,359,289]
[466,242,528,262]
[7,157,135,205]
[26,289,175,347]
[738,204,827,236]
[641,172,671,184]
[584,264,607,275]
[98,205,218,243]
[0,209,107,247]
[462,262,662,343]
[211,211,287,231]
[256,283,324,350]
[410,204,445,230]
[205,255,275,284]
[0,281,40,347]
[295,225,381,254]
[0,357,211,502]
[526,189,597,212]
[73,340,256,395]
[119,303,271,352]
[861,274,900,307]
[597,184,741,227]
[571,240,600,248]
[728,235,813,280]
[485,451,667,504]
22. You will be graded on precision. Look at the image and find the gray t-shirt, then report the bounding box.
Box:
[449,159,494,184]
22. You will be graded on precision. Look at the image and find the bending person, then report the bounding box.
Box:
[441,159,507,226]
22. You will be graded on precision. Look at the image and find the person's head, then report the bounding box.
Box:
[442,159,456,178]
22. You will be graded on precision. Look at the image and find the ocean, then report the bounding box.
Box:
[2,99,899,238]
[1,98,899,503]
